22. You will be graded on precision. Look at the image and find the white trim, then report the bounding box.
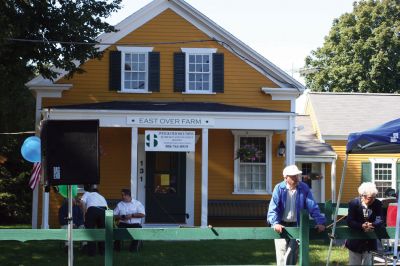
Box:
[120,50,151,92]
[201,128,208,227]
[137,135,146,205]
[331,158,337,203]
[181,48,217,54]
[369,158,398,193]
[295,156,337,163]
[262,87,301,100]
[183,49,214,93]
[321,162,326,203]
[131,128,139,199]
[232,131,273,194]
[117,91,153,94]
[43,109,295,130]
[322,135,348,141]
[181,91,216,95]
[186,151,195,226]
[286,115,295,165]
[117,46,154,53]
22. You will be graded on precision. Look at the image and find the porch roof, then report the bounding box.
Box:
[295,115,336,157]
[48,101,285,113]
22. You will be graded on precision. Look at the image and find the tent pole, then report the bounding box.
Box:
[392,193,400,266]
[326,153,349,266]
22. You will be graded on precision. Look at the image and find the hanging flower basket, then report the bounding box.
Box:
[236,144,262,162]
[309,172,323,180]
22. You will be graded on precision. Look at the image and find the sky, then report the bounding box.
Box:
[106,0,357,112]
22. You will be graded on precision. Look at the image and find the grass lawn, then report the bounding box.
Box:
[0,239,348,266]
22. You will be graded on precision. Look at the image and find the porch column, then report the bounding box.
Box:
[321,163,326,202]
[131,127,138,200]
[201,128,209,227]
[32,94,42,229]
[331,158,337,203]
[286,116,295,165]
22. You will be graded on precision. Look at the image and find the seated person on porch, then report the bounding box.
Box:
[113,189,145,252]
[58,197,86,250]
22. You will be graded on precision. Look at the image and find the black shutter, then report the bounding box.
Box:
[361,162,372,182]
[212,53,224,93]
[148,52,160,92]
[109,51,121,91]
[174,52,185,92]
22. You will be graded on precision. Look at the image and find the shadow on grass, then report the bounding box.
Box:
[0,239,348,265]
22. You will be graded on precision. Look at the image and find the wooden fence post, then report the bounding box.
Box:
[105,210,113,266]
[299,210,309,266]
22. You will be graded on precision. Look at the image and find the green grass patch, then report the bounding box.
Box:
[0,224,31,229]
[0,239,348,265]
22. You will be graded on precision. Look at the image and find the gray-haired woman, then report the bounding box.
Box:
[345,182,384,265]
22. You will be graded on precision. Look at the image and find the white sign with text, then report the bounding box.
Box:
[127,116,214,128]
[145,130,195,152]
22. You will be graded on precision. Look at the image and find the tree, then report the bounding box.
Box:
[304,0,400,93]
[0,0,122,224]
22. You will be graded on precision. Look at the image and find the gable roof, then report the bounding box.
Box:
[307,92,400,140]
[26,0,304,91]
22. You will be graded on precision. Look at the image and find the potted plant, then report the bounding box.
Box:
[309,172,323,180]
[236,144,262,162]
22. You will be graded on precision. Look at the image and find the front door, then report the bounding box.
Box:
[145,152,186,223]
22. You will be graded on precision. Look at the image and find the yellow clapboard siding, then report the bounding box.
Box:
[46,9,292,227]
[43,9,289,112]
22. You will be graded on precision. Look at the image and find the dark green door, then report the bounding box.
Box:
[145,152,186,223]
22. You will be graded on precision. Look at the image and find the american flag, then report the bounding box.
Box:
[29,162,41,190]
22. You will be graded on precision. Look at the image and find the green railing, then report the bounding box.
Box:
[0,202,396,266]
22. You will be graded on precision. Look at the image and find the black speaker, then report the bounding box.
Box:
[41,120,100,185]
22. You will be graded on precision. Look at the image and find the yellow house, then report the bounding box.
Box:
[302,92,400,204]
[26,0,305,228]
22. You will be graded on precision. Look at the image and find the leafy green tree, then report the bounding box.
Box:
[0,0,121,224]
[304,0,400,93]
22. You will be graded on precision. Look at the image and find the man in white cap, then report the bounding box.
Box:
[267,164,326,266]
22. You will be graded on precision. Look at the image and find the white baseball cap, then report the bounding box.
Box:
[283,165,302,176]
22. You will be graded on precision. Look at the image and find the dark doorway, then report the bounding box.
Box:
[145,152,186,223]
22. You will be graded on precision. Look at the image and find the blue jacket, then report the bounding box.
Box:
[267,181,326,226]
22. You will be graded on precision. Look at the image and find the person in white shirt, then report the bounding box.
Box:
[113,189,145,252]
[80,184,108,256]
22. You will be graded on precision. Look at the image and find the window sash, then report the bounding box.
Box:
[122,52,148,91]
[371,160,396,198]
[236,136,268,192]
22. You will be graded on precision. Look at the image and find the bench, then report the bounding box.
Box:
[208,200,268,220]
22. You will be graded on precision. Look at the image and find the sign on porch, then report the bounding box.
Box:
[127,116,214,128]
[145,130,195,152]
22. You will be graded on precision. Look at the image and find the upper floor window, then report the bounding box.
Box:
[118,47,153,92]
[232,131,272,194]
[109,47,160,93]
[174,48,224,94]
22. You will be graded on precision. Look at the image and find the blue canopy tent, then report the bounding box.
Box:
[327,118,400,266]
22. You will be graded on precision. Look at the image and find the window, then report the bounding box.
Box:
[370,159,397,198]
[117,47,154,92]
[181,48,217,93]
[233,131,272,194]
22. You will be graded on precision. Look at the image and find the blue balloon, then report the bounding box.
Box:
[21,136,41,163]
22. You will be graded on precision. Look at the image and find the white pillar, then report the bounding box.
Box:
[41,191,49,229]
[321,162,326,202]
[201,128,209,227]
[131,127,138,200]
[331,158,337,203]
[32,95,42,228]
[286,116,295,165]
